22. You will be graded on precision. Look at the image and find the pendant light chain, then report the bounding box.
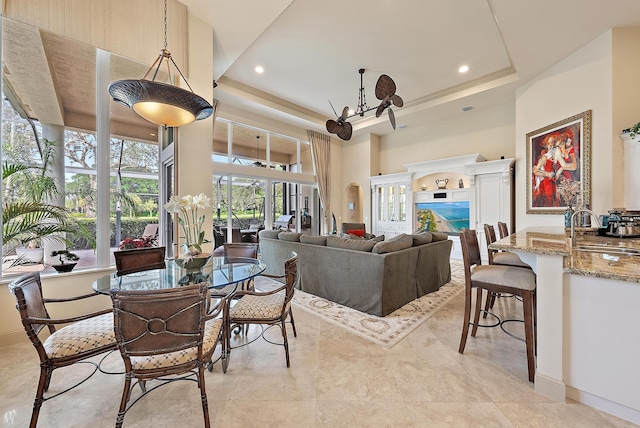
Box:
[107,0,213,127]
[163,0,168,50]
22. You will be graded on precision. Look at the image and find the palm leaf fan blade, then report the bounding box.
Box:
[375,74,396,100]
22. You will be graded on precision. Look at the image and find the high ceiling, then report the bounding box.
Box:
[4,0,640,145]
[184,0,640,139]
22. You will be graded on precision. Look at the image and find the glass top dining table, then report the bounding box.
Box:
[92,256,266,294]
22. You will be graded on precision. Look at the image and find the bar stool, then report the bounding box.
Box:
[483,224,532,317]
[497,221,509,239]
[484,224,530,268]
[458,228,537,382]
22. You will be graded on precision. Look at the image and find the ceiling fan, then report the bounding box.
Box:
[326,69,404,141]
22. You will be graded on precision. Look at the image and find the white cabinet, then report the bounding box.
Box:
[370,172,412,238]
[369,156,514,262]
[465,158,515,262]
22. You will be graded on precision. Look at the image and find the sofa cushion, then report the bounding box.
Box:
[370,234,385,243]
[326,235,376,252]
[346,229,365,237]
[278,232,302,242]
[259,230,281,240]
[372,233,413,254]
[411,232,433,246]
[431,232,449,242]
[300,235,327,246]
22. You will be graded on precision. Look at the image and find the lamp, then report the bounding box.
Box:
[108,0,212,127]
[253,136,265,167]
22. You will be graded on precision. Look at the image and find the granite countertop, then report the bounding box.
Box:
[489,227,640,283]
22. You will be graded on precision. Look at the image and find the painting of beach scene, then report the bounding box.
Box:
[415,201,470,235]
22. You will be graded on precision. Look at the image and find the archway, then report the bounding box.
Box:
[345,183,363,223]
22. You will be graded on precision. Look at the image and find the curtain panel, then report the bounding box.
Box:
[307,130,332,234]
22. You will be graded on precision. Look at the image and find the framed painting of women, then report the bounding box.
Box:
[526,110,592,214]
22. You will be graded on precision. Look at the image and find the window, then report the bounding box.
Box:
[211,118,317,236]
[1,95,159,277]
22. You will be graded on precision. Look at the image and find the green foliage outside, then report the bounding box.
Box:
[68,217,158,249]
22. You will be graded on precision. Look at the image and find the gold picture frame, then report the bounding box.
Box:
[526,110,592,214]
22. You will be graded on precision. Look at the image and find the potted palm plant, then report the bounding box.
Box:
[2,141,80,266]
[50,250,80,273]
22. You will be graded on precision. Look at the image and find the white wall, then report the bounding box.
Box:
[337,133,379,231]
[0,268,114,345]
[378,102,516,174]
[612,27,640,205]
[515,31,614,227]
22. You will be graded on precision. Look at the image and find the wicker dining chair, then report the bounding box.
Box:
[110,283,223,428]
[114,246,166,276]
[210,243,260,300]
[224,253,298,370]
[9,272,116,428]
[458,228,537,382]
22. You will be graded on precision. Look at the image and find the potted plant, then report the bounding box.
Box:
[623,122,640,139]
[50,250,80,273]
[2,141,82,266]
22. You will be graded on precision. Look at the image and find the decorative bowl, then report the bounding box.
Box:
[175,253,212,272]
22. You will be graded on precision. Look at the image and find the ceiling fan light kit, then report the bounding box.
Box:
[326,68,403,141]
[108,0,212,127]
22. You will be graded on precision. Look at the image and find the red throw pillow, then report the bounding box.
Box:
[347,229,365,237]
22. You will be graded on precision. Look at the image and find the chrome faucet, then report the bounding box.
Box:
[570,209,602,247]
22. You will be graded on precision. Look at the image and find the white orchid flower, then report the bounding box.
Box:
[164,197,181,214]
[164,193,211,256]
[180,195,194,210]
[193,193,211,210]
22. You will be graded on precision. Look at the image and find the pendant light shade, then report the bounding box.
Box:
[108,1,212,127]
[109,78,212,127]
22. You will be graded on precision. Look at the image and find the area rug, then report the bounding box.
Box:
[254,260,464,348]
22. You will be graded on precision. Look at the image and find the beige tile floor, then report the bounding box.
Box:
[1,292,637,428]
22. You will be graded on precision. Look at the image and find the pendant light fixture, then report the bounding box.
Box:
[253,136,265,167]
[108,0,213,127]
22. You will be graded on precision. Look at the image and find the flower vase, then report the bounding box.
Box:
[176,252,212,285]
[564,206,574,228]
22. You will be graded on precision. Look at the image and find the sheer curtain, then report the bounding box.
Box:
[307,130,332,234]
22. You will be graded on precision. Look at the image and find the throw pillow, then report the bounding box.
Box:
[372,233,413,254]
[326,235,376,252]
[369,234,385,243]
[411,232,433,246]
[430,232,449,242]
[347,229,365,237]
[259,229,281,240]
[278,231,302,242]
[340,233,363,240]
[300,235,327,246]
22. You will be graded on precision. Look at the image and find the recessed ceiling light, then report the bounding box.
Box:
[458,65,469,73]
[255,66,264,74]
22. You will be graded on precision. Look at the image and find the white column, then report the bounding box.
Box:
[512,251,567,400]
[96,49,111,267]
[41,124,65,264]
[622,134,640,210]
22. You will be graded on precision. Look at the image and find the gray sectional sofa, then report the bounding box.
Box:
[258,230,453,316]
